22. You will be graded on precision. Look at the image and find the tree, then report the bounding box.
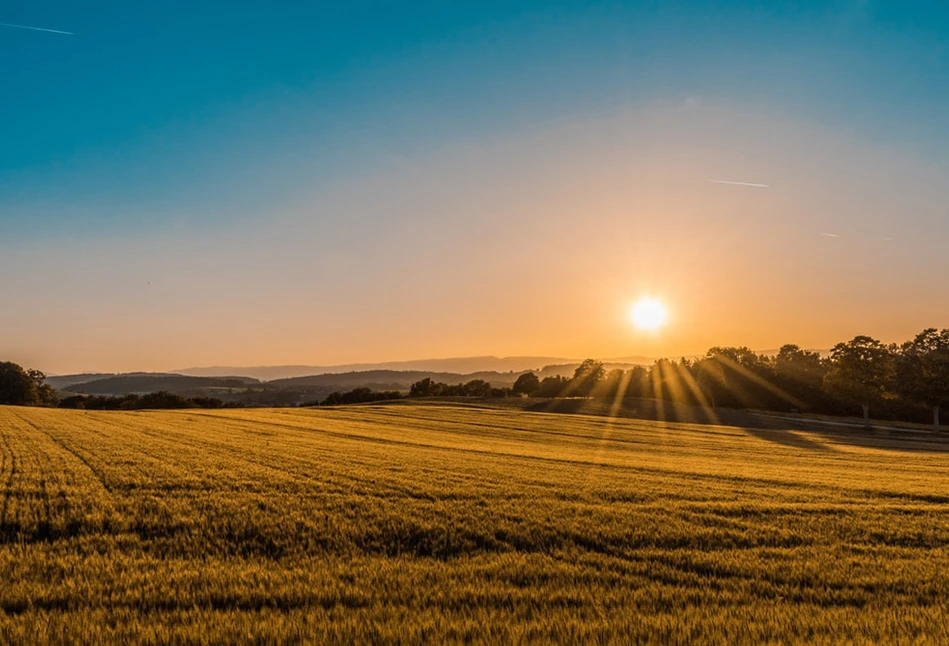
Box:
[896,328,949,432]
[462,379,492,397]
[693,357,726,409]
[26,369,58,407]
[409,378,438,397]
[824,336,894,425]
[571,359,605,397]
[622,366,649,400]
[139,391,195,409]
[774,345,825,389]
[595,368,627,400]
[705,346,759,368]
[0,361,40,406]
[512,372,540,396]
[321,392,344,406]
[536,375,569,398]
[773,344,826,409]
[696,348,779,409]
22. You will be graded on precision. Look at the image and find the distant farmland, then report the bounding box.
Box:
[0,403,947,643]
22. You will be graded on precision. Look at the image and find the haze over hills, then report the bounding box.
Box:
[174,356,654,381]
[47,357,658,403]
[44,373,213,391]
[56,374,260,396]
[44,373,119,390]
[49,351,832,396]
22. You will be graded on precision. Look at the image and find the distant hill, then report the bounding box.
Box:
[270,361,657,390]
[52,356,659,397]
[48,352,835,400]
[175,356,579,381]
[48,358,661,406]
[268,370,530,390]
[46,372,228,391]
[64,374,260,396]
[45,373,117,390]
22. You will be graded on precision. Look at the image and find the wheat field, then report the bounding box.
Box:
[0,402,947,644]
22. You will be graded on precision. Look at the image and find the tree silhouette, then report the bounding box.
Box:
[536,375,570,398]
[773,344,827,409]
[571,359,605,397]
[512,372,540,396]
[0,361,40,406]
[824,336,894,425]
[462,379,492,397]
[896,328,949,432]
[409,378,438,397]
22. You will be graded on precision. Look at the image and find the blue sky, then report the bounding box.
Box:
[3,1,947,236]
[2,1,949,371]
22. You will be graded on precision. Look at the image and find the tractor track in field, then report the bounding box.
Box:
[44,413,179,494]
[0,422,36,538]
[127,415,339,487]
[35,412,338,499]
[5,410,62,539]
[40,432,114,493]
[0,427,17,534]
[90,412,316,488]
[11,413,54,535]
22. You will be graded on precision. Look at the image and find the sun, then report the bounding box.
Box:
[629,298,668,331]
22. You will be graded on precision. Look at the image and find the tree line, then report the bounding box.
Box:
[504,330,949,431]
[58,392,242,410]
[2,328,946,428]
[309,379,511,406]
[396,329,948,431]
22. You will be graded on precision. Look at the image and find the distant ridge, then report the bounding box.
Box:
[45,372,180,391]
[174,356,600,381]
[58,374,260,396]
[47,351,831,393]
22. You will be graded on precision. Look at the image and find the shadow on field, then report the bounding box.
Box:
[371,397,948,453]
[510,397,949,454]
[741,427,833,452]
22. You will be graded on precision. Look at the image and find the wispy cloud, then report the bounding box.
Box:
[708,179,770,188]
[820,232,840,238]
[0,21,73,35]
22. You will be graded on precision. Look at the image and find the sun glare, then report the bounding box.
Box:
[630,298,668,331]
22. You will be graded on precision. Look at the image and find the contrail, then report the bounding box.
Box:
[0,21,73,35]
[708,179,770,188]
[820,232,840,238]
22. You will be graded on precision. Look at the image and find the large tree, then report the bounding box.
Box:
[773,344,827,408]
[0,361,40,406]
[896,328,949,433]
[27,369,58,406]
[824,336,894,425]
[696,347,788,410]
[512,372,540,396]
[570,359,605,397]
[774,344,825,388]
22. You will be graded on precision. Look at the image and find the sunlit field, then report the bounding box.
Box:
[1,402,947,643]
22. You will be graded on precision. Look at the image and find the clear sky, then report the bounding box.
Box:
[2,1,948,373]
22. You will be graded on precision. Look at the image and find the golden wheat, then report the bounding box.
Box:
[0,403,946,644]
